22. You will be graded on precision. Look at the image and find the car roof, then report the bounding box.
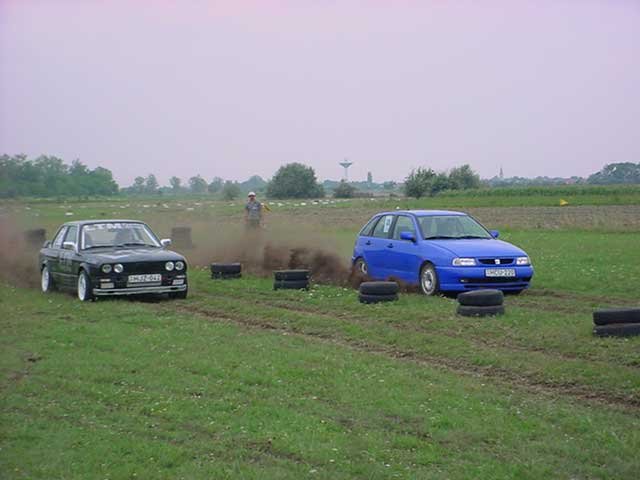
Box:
[375,210,467,217]
[61,219,147,227]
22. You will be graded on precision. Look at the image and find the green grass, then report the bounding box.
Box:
[2,196,640,478]
[1,284,639,479]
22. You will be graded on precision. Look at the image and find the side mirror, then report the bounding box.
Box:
[43,240,51,248]
[161,238,172,247]
[400,231,416,242]
[490,230,500,239]
[62,241,76,250]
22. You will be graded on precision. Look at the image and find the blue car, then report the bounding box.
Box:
[352,210,534,295]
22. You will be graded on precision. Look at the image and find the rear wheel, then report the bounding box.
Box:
[77,270,94,302]
[41,265,55,293]
[354,258,368,276]
[419,263,439,296]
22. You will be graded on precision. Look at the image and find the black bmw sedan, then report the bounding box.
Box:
[39,220,188,301]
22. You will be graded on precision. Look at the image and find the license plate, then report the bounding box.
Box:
[485,268,516,278]
[128,274,162,284]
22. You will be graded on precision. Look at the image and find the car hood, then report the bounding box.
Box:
[427,239,527,258]
[85,248,185,263]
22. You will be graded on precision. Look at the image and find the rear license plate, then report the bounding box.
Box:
[485,268,516,278]
[128,274,162,284]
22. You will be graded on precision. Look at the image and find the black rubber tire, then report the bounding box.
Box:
[593,308,640,326]
[169,289,188,299]
[457,289,504,307]
[274,279,310,290]
[457,304,505,317]
[211,272,242,280]
[210,263,242,274]
[419,263,440,296]
[77,270,94,302]
[593,323,640,337]
[274,270,310,281]
[359,293,399,304]
[359,281,399,296]
[40,265,56,293]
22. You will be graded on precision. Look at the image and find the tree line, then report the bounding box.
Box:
[1,153,638,199]
[0,154,118,198]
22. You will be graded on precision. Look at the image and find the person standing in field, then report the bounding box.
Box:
[244,191,264,230]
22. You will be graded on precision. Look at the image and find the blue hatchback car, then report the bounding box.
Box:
[352,210,534,295]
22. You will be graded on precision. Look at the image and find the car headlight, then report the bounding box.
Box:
[516,256,530,266]
[452,258,476,266]
[175,261,185,271]
[165,261,175,271]
[114,263,124,273]
[101,264,112,273]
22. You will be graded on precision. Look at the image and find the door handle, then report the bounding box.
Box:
[365,241,372,246]
[387,244,394,249]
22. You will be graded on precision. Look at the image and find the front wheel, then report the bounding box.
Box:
[41,265,55,293]
[77,270,94,302]
[419,263,440,296]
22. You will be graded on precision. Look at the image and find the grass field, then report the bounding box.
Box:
[1,193,640,479]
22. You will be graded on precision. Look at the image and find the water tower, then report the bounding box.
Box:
[339,159,353,181]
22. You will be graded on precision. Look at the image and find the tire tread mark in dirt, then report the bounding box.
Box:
[164,303,640,412]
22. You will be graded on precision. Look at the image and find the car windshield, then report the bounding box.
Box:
[81,222,160,250]
[418,215,492,240]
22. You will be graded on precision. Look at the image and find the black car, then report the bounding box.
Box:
[39,220,188,301]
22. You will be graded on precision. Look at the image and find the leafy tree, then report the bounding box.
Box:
[404,167,436,198]
[449,164,481,190]
[588,162,640,185]
[333,180,358,198]
[208,176,224,194]
[169,176,182,192]
[132,176,146,194]
[145,174,159,193]
[431,172,451,195]
[221,181,241,200]
[240,175,267,194]
[266,163,324,199]
[188,175,208,194]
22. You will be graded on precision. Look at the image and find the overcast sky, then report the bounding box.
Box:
[1,0,639,186]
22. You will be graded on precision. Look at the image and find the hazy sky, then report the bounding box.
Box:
[1,0,639,186]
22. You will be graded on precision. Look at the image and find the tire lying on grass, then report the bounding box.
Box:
[211,263,242,279]
[274,279,310,290]
[274,270,310,281]
[359,281,399,296]
[358,282,399,304]
[593,323,640,338]
[593,308,640,326]
[359,293,399,304]
[457,304,505,317]
[457,289,504,307]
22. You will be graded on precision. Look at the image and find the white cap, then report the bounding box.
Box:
[248,191,256,197]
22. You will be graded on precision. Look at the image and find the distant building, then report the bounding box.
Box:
[367,171,373,184]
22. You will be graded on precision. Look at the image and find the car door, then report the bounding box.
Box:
[366,214,395,279]
[58,225,79,287]
[387,215,422,282]
[46,226,67,283]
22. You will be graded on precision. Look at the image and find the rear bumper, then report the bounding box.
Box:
[93,284,187,296]
[438,265,533,292]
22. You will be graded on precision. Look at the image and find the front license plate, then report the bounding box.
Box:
[485,268,516,278]
[128,274,162,284]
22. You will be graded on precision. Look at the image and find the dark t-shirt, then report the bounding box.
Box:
[245,201,262,220]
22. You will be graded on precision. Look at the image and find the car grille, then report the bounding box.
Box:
[478,258,514,265]
[461,277,531,284]
[120,262,168,274]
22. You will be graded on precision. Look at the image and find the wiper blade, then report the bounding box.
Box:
[82,245,114,250]
[457,235,490,239]
[117,242,154,247]
[424,235,457,240]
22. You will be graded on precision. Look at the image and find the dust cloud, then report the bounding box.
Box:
[0,217,40,288]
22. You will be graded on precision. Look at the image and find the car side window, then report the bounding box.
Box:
[371,215,394,238]
[392,216,416,240]
[52,227,68,249]
[360,217,380,237]
[63,225,78,248]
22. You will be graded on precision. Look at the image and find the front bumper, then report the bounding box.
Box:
[438,265,534,292]
[93,284,187,296]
